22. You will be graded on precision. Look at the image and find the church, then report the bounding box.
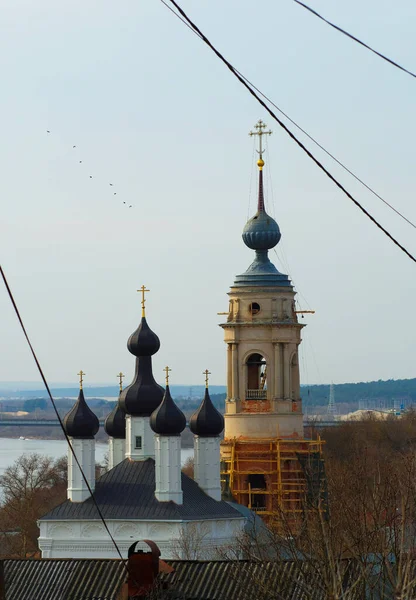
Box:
[38,120,320,558]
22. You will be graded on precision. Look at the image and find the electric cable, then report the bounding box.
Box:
[162,0,416,265]
[293,0,416,80]
[160,0,416,232]
[0,264,129,568]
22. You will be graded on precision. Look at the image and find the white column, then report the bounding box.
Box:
[125,415,154,460]
[67,438,95,502]
[154,435,183,504]
[108,438,125,470]
[227,343,232,400]
[283,343,290,399]
[194,436,221,501]
[231,343,239,401]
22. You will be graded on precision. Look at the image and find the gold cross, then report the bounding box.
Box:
[164,366,172,386]
[78,370,85,390]
[117,371,125,393]
[203,369,211,389]
[137,285,150,317]
[249,119,272,161]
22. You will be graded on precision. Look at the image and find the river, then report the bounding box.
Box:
[0,438,194,478]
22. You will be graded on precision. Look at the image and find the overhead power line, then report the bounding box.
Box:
[162,0,416,265]
[0,264,129,570]
[161,0,416,231]
[293,0,416,80]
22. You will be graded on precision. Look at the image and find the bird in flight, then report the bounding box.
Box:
[89,176,93,179]
[46,130,50,134]
[79,161,82,163]
[114,193,117,195]
[109,183,113,186]
[73,145,76,148]
[129,205,132,208]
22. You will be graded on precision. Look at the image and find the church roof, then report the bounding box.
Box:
[40,459,241,522]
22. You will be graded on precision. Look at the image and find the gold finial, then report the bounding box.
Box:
[249,119,272,167]
[78,370,85,390]
[164,366,172,386]
[137,285,150,317]
[203,369,211,389]
[117,371,125,393]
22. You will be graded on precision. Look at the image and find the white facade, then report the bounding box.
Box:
[108,438,125,470]
[154,435,182,504]
[125,415,154,460]
[194,436,221,501]
[67,438,95,502]
[38,517,245,560]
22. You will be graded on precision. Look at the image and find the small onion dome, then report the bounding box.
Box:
[189,388,224,437]
[242,211,281,250]
[242,162,281,251]
[104,401,126,439]
[150,386,186,436]
[119,356,164,416]
[127,317,160,357]
[63,389,100,439]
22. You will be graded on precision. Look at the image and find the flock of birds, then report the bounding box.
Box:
[46,130,133,208]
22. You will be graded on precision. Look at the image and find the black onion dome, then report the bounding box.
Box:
[104,399,126,439]
[150,386,186,436]
[63,389,100,439]
[119,356,164,416]
[128,317,160,357]
[189,388,224,437]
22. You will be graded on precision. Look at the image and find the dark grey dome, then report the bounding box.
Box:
[120,314,164,417]
[128,317,160,357]
[150,386,186,436]
[63,389,99,439]
[119,356,164,417]
[189,388,224,437]
[104,400,126,439]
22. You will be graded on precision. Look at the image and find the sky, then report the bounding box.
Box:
[1,0,416,388]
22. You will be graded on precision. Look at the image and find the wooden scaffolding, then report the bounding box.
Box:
[220,436,324,523]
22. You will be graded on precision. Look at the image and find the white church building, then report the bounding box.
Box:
[38,304,247,559]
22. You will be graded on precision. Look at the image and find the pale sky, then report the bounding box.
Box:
[1,0,416,388]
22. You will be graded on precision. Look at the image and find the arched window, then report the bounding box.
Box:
[245,353,267,401]
[246,353,266,391]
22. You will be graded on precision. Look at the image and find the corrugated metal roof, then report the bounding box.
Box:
[3,559,365,600]
[40,459,240,522]
[4,559,126,600]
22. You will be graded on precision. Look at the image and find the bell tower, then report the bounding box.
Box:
[220,121,322,522]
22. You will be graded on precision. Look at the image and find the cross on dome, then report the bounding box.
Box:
[164,366,172,386]
[77,370,85,390]
[117,371,125,393]
[249,119,272,164]
[203,369,211,389]
[137,285,150,317]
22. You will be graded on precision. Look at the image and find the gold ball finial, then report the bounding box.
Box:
[257,158,265,170]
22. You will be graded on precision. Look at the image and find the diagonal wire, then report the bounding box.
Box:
[293,0,416,80]
[162,0,416,264]
[160,0,416,232]
[0,264,129,568]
